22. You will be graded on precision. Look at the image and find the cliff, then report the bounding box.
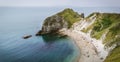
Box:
[81,13,120,46]
[80,13,120,62]
[36,8,83,35]
[36,8,120,62]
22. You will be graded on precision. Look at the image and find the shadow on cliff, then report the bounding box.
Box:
[41,33,68,43]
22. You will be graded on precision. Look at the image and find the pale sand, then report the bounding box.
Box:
[59,29,104,62]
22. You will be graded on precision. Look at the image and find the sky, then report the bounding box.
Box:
[0,0,120,7]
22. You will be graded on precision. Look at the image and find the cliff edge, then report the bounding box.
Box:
[36,8,84,35]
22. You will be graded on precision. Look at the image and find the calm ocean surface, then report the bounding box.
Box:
[0,7,120,62]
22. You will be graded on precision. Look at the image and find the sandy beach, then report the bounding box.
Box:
[59,28,107,62]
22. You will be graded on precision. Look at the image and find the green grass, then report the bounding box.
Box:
[91,29,107,39]
[104,23,120,47]
[90,16,112,39]
[43,8,82,29]
[85,13,120,62]
[104,46,120,62]
[57,8,81,28]
[85,13,120,40]
[86,12,99,18]
[82,13,120,42]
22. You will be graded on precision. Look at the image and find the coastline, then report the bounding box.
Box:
[59,28,106,62]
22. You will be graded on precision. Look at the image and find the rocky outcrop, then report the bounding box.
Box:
[81,13,120,46]
[23,35,32,39]
[35,8,120,62]
[78,13,120,62]
[36,8,83,35]
[36,15,68,35]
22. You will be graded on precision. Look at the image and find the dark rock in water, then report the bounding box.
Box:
[36,30,44,36]
[36,8,83,36]
[59,35,68,38]
[36,29,59,36]
[41,33,68,43]
[23,35,32,39]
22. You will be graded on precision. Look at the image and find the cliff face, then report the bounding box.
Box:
[81,13,120,47]
[36,8,120,62]
[36,15,68,35]
[36,8,83,35]
[80,13,120,62]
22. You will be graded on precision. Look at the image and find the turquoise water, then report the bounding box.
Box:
[0,7,120,62]
[0,7,80,62]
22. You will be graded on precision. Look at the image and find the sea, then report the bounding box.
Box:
[0,7,120,62]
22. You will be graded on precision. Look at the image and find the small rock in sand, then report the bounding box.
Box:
[87,51,89,54]
[100,57,104,60]
[87,55,90,57]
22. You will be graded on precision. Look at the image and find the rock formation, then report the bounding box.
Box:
[36,8,120,62]
[36,8,83,35]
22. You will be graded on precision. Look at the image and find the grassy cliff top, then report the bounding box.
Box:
[81,13,120,62]
[43,8,83,28]
[83,13,120,46]
[57,8,83,28]
[104,46,120,62]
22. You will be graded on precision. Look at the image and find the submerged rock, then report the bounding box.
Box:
[23,35,32,39]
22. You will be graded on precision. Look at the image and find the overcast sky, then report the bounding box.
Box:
[0,0,120,7]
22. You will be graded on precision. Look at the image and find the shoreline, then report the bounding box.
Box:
[59,28,106,62]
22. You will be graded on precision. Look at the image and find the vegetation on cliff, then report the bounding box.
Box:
[36,8,83,35]
[104,46,120,62]
[82,13,120,46]
[82,13,120,62]
[104,23,120,62]
[57,8,83,28]
[36,8,120,62]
